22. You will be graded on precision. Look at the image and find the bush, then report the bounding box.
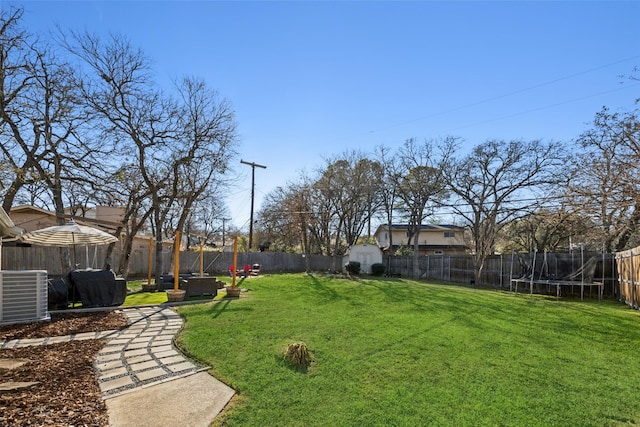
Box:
[345,261,361,275]
[371,263,385,276]
[395,245,414,256]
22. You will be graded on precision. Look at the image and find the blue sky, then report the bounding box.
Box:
[7,1,640,230]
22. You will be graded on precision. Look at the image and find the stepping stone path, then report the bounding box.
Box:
[95,306,207,397]
[0,306,208,398]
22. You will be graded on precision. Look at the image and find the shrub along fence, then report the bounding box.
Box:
[1,244,618,298]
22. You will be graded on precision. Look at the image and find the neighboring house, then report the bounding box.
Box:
[83,206,127,224]
[6,205,169,251]
[9,205,125,234]
[6,205,62,233]
[374,224,469,256]
[343,244,383,274]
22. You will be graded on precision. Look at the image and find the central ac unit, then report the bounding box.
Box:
[0,270,49,325]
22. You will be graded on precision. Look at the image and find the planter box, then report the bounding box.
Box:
[166,289,186,302]
[225,286,241,297]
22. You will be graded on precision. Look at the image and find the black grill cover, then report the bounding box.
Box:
[47,278,69,310]
[69,269,126,308]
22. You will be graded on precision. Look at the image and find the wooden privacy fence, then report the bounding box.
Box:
[615,246,640,308]
[1,245,342,278]
[1,245,114,274]
[172,251,342,277]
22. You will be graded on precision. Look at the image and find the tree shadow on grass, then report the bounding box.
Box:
[305,272,341,302]
[199,297,254,319]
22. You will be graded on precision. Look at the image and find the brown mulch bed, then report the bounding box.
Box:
[0,311,129,426]
[0,311,128,341]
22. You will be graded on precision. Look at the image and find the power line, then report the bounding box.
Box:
[443,83,640,134]
[368,54,640,134]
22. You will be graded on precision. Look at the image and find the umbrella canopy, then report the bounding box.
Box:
[0,207,23,239]
[21,220,118,247]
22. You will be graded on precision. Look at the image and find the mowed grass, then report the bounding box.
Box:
[177,274,640,426]
[121,279,227,306]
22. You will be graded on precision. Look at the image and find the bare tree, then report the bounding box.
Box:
[96,164,153,276]
[64,33,238,278]
[0,8,100,219]
[395,137,457,278]
[0,8,35,210]
[567,106,640,251]
[165,76,238,244]
[0,8,108,271]
[64,31,182,279]
[447,139,566,285]
[374,145,401,254]
[257,180,315,254]
[186,191,230,249]
[499,206,591,253]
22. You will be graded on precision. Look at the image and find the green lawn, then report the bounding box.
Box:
[122,284,228,306]
[121,278,233,306]
[177,274,640,426]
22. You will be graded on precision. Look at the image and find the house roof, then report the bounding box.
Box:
[10,205,56,216]
[389,224,462,230]
[374,223,464,236]
[10,204,123,232]
[387,244,469,251]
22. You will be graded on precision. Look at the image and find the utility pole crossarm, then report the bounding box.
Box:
[240,159,267,170]
[240,159,267,251]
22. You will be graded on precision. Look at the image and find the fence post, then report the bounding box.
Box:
[509,250,514,292]
[631,249,635,308]
[601,245,605,300]
[530,248,537,294]
[612,252,617,299]
[580,245,584,301]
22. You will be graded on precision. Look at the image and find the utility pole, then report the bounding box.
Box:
[221,217,231,247]
[240,159,267,251]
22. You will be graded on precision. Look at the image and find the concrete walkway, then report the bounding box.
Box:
[1,306,236,427]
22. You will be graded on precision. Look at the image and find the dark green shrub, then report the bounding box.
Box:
[395,245,414,256]
[345,261,361,275]
[371,263,385,276]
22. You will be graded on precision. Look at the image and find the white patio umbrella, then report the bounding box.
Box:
[0,207,23,239]
[21,220,118,269]
[21,220,118,247]
[0,207,24,270]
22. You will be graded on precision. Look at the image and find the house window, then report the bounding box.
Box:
[444,231,455,238]
[434,250,444,255]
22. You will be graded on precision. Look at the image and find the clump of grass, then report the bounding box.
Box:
[284,342,312,370]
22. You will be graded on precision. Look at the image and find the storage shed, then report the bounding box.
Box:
[343,244,383,274]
